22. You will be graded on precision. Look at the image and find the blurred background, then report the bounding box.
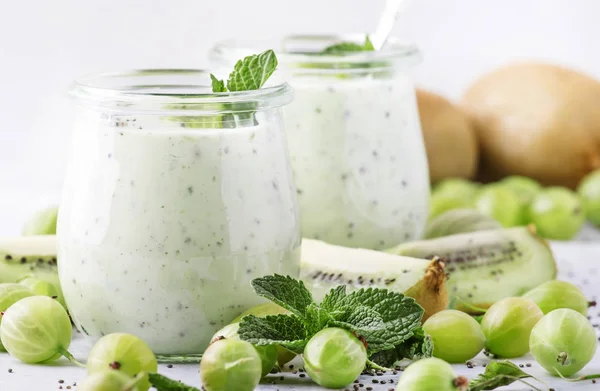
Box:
[2,0,600,236]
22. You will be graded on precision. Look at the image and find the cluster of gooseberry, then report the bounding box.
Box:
[0,278,597,391]
[400,279,597,390]
[430,170,600,240]
[204,316,368,390]
[0,278,368,391]
[0,281,157,391]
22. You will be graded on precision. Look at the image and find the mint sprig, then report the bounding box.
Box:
[238,274,427,365]
[468,361,539,391]
[320,36,375,55]
[210,49,278,92]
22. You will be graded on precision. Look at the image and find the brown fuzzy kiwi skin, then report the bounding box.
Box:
[416,89,479,182]
[404,257,449,321]
[462,62,600,189]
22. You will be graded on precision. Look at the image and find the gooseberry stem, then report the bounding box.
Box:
[555,368,600,382]
[58,347,86,368]
[366,359,390,371]
[473,375,544,391]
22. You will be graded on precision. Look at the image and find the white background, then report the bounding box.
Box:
[2,0,600,235]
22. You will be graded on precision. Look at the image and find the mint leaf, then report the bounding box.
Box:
[321,36,375,55]
[305,303,333,335]
[210,74,227,92]
[344,288,423,323]
[325,288,424,352]
[369,329,432,368]
[329,305,395,352]
[397,328,433,359]
[238,314,308,353]
[251,274,314,318]
[240,275,428,362]
[363,36,374,51]
[148,373,201,391]
[320,285,348,312]
[227,49,277,91]
[468,361,534,391]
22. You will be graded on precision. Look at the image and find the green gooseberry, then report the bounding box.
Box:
[87,333,157,391]
[0,296,76,364]
[395,357,468,391]
[0,283,36,351]
[433,178,480,199]
[577,169,600,226]
[522,280,588,315]
[530,309,597,377]
[19,276,59,298]
[77,371,145,391]
[501,176,542,204]
[528,187,585,240]
[303,327,367,389]
[200,339,262,391]
[211,322,277,377]
[429,178,480,219]
[423,309,485,363]
[475,185,523,227]
[480,297,543,358]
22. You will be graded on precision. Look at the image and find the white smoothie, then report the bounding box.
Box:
[58,107,300,355]
[210,40,430,249]
[284,73,429,249]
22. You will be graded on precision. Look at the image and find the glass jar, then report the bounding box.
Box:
[210,36,429,250]
[57,70,300,357]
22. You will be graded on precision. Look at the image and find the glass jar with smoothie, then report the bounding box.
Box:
[210,35,429,250]
[57,69,300,357]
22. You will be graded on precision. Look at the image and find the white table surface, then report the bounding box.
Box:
[0,240,599,391]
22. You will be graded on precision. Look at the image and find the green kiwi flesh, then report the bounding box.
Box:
[390,226,557,311]
[0,235,63,306]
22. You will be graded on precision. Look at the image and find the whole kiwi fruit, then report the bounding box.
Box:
[416,89,479,182]
[462,62,600,189]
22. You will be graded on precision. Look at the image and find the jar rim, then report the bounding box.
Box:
[210,34,421,71]
[69,69,294,114]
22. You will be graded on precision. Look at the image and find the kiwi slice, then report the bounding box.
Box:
[300,239,448,321]
[0,235,63,305]
[391,226,557,311]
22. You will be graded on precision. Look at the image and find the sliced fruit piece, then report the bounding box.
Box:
[424,209,501,239]
[0,236,64,307]
[300,239,448,320]
[390,226,557,311]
